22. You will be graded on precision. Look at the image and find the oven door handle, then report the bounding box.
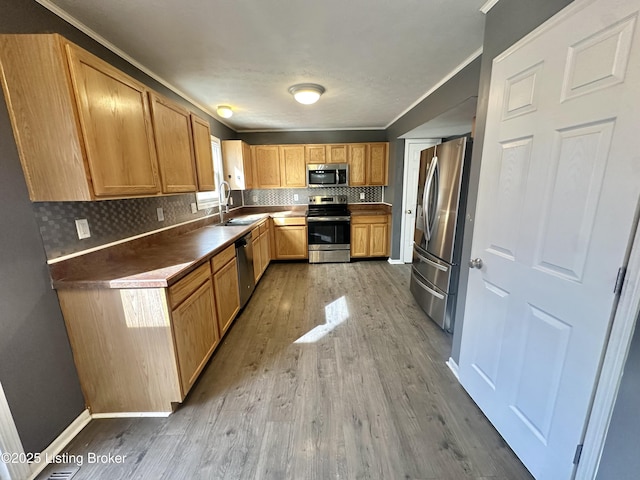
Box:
[307,216,351,222]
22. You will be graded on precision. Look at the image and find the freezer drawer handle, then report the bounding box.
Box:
[412,273,445,300]
[415,251,448,272]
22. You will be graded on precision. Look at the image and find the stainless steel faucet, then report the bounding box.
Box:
[219,181,231,222]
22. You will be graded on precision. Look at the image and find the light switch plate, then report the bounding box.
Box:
[75,219,91,239]
[190,203,198,214]
[156,207,164,221]
[294,194,299,201]
[360,192,365,200]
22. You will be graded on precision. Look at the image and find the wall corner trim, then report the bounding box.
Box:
[480,0,500,14]
[446,357,460,381]
[387,258,405,265]
[28,409,91,480]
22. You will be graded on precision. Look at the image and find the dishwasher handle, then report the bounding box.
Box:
[235,233,252,247]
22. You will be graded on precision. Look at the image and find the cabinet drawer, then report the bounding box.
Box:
[211,244,236,273]
[169,262,211,309]
[259,220,268,235]
[272,216,306,226]
[351,214,388,225]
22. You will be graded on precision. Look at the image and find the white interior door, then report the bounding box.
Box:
[458,0,640,479]
[401,139,439,262]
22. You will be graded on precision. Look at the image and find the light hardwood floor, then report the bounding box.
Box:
[38,261,532,480]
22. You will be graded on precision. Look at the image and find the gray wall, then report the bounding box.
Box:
[0,0,233,453]
[450,0,575,365]
[597,316,640,479]
[238,130,386,145]
[385,57,482,260]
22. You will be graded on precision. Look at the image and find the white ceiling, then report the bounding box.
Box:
[38,0,487,133]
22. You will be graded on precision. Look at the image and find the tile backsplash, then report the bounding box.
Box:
[243,186,383,206]
[34,187,383,260]
[34,193,214,260]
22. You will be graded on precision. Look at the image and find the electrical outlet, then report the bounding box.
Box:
[75,219,91,239]
[253,195,258,202]
[190,203,198,214]
[294,194,299,201]
[156,207,164,221]
[360,192,366,200]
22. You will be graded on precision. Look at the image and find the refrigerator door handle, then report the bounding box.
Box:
[423,156,439,242]
[411,273,445,300]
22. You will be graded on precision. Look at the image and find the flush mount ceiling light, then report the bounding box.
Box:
[216,105,233,118]
[288,83,325,105]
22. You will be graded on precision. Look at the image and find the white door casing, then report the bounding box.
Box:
[458,0,640,479]
[400,139,440,263]
[0,382,29,480]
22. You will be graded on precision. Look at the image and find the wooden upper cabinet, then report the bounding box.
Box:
[326,144,348,164]
[279,145,306,187]
[252,145,281,188]
[348,142,389,186]
[0,34,164,200]
[191,114,215,191]
[305,144,326,164]
[348,143,367,186]
[148,92,197,193]
[368,143,389,185]
[66,43,161,197]
[221,140,254,190]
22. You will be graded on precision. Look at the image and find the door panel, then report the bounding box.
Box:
[459,1,640,479]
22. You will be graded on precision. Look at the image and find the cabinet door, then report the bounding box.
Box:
[274,226,308,259]
[149,92,197,193]
[252,229,262,282]
[253,145,281,188]
[326,144,348,164]
[368,143,388,185]
[213,258,241,335]
[260,231,270,274]
[351,224,370,257]
[305,145,326,164]
[242,141,255,189]
[191,114,215,191]
[370,222,389,256]
[348,144,367,186]
[279,145,306,187]
[66,43,161,197]
[171,279,218,395]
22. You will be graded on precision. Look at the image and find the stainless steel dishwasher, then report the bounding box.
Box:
[235,232,256,308]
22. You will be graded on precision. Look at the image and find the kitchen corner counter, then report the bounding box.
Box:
[50,223,253,289]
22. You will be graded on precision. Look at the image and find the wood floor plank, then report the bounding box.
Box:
[37,261,532,480]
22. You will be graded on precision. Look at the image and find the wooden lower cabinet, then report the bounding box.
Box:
[57,262,219,414]
[211,246,241,336]
[251,220,271,282]
[172,279,218,394]
[351,215,390,258]
[273,217,308,260]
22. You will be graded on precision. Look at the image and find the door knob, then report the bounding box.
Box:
[469,258,484,269]
[406,209,412,214]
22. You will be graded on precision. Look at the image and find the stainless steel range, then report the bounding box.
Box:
[307,195,351,263]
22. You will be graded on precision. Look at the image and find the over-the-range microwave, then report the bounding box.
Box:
[307,164,349,187]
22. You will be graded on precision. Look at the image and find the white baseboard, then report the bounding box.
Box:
[387,258,405,265]
[91,411,171,419]
[446,357,460,381]
[29,409,91,480]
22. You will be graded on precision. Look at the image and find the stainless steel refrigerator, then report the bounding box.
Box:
[410,137,472,333]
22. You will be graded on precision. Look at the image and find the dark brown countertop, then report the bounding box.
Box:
[50,203,390,290]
